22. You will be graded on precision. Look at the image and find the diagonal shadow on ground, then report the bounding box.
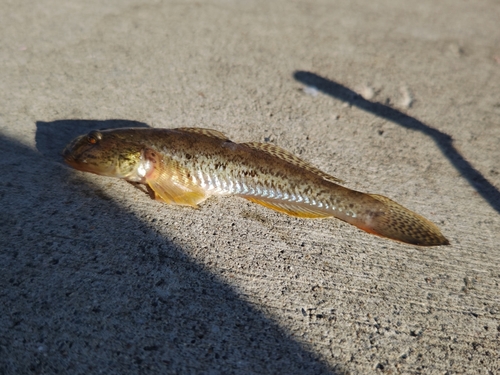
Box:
[294,71,500,215]
[0,120,343,374]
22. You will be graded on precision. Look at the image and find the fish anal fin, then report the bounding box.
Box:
[243,196,332,219]
[242,142,344,184]
[143,148,209,207]
[176,127,230,141]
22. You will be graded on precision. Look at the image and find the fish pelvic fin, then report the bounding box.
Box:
[242,196,333,218]
[357,194,450,246]
[143,148,209,207]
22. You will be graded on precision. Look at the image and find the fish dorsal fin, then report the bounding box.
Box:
[142,148,209,207]
[243,197,333,218]
[242,142,344,185]
[176,127,230,141]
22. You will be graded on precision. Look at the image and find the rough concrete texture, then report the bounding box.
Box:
[1,1,499,374]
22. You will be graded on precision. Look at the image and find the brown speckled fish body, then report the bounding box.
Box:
[63,127,449,246]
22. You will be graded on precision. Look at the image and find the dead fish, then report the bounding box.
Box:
[63,127,449,246]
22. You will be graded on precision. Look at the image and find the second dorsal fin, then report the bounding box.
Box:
[242,142,344,184]
[176,127,230,141]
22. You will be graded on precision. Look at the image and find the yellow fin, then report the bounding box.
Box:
[176,127,230,141]
[143,148,209,207]
[364,193,450,246]
[244,197,333,218]
[242,142,344,184]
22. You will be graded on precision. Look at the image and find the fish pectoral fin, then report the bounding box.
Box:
[242,196,333,219]
[143,147,209,208]
[147,179,207,207]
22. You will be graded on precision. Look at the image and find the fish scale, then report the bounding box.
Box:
[63,127,449,246]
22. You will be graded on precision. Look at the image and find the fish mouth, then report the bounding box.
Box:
[61,145,89,171]
[62,146,77,165]
[61,134,87,164]
[61,148,115,175]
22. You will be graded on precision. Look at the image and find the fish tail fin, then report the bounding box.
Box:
[353,194,449,246]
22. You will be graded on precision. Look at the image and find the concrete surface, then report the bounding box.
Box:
[1,0,499,374]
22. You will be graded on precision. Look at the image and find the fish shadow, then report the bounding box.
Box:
[293,71,500,215]
[0,121,344,374]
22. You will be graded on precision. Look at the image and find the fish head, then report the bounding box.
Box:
[62,129,144,179]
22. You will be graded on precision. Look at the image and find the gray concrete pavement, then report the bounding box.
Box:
[1,1,499,373]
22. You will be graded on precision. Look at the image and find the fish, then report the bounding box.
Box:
[62,127,449,246]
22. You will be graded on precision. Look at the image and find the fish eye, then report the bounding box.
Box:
[86,131,102,145]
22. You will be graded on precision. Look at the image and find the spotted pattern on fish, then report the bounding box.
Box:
[63,127,449,246]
